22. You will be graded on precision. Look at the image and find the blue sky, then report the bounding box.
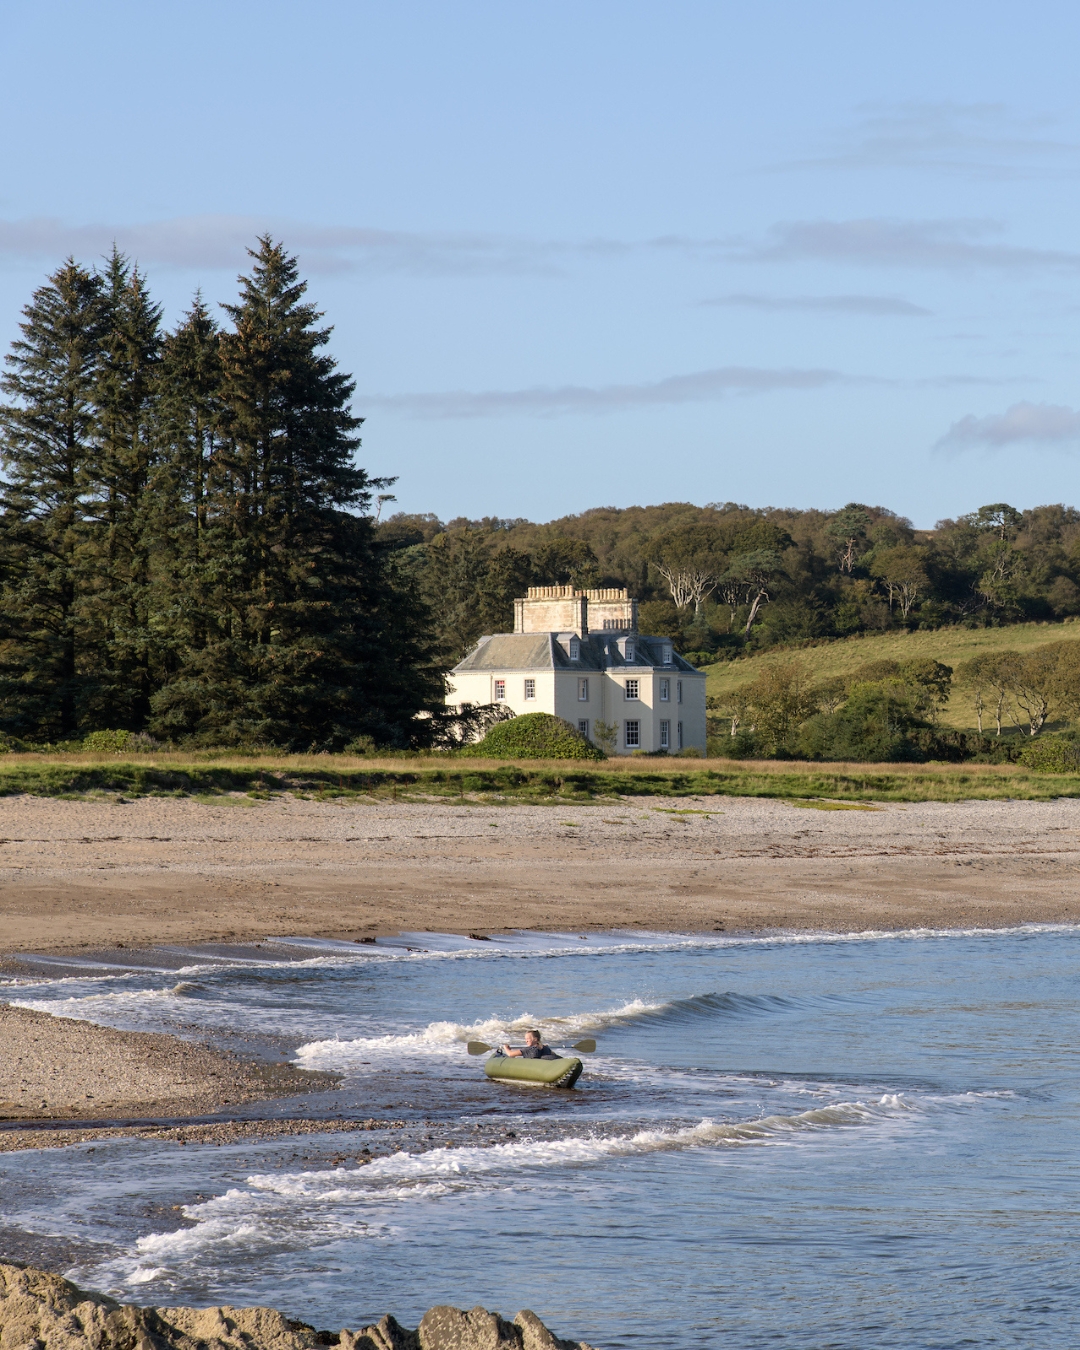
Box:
[2,1,1080,526]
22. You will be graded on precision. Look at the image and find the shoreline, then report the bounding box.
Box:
[3,792,1079,1152]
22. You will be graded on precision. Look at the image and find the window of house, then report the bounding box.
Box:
[660,719,670,749]
[569,637,580,660]
[578,719,589,739]
[524,678,536,700]
[578,677,589,701]
[662,645,673,665]
[677,720,683,749]
[677,680,683,704]
[493,679,506,701]
[624,641,635,663]
[659,678,670,702]
[624,719,640,748]
[624,679,639,700]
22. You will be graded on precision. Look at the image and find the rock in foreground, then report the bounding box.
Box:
[0,1263,598,1350]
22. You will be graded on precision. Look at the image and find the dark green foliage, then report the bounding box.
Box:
[0,242,445,749]
[383,498,1080,666]
[0,259,110,737]
[1018,736,1080,772]
[797,683,931,762]
[462,711,606,759]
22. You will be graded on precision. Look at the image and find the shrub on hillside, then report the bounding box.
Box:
[82,729,132,752]
[462,712,605,760]
[1018,736,1080,773]
[81,729,162,753]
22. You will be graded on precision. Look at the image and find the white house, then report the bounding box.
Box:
[446,585,708,755]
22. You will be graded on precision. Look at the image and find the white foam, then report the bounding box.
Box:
[293,998,676,1071]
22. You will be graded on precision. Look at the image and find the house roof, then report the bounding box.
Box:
[452,632,705,675]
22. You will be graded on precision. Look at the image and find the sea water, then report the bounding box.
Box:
[3,925,1080,1349]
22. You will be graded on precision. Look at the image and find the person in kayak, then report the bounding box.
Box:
[501,1029,557,1059]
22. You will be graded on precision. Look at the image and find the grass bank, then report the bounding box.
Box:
[0,751,1077,802]
[703,620,1080,732]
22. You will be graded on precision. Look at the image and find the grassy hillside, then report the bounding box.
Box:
[0,751,1078,802]
[703,621,1080,733]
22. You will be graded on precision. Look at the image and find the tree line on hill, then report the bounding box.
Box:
[707,642,1080,765]
[381,500,1080,665]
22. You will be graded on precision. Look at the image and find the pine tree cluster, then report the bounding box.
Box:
[0,238,443,749]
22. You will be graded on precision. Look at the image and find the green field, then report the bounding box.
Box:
[703,621,1080,733]
[0,751,1078,803]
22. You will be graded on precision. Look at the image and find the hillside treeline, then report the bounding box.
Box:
[382,501,1080,663]
[708,643,1080,764]
[0,242,442,748]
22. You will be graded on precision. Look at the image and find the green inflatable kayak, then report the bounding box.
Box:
[484,1054,584,1088]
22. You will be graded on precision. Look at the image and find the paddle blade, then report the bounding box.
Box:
[467,1040,493,1056]
[571,1038,596,1053]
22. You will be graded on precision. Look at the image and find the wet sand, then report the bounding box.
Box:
[0,1003,338,1126]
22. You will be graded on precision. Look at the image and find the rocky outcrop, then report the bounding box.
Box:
[0,1263,597,1350]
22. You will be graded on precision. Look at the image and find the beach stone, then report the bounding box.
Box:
[417,1305,521,1349]
[345,1313,420,1349]
[513,1310,595,1350]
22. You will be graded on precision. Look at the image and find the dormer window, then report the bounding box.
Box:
[569,637,580,661]
[624,641,635,664]
[662,644,673,665]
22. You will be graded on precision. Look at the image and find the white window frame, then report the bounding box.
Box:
[659,678,670,702]
[624,678,639,700]
[524,678,536,700]
[578,677,589,701]
[493,679,506,701]
[569,637,580,661]
[578,719,589,739]
[624,641,635,663]
[662,645,673,665]
[677,680,683,704]
[624,719,640,748]
[659,719,670,749]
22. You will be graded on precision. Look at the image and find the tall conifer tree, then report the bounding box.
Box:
[149,238,442,747]
[0,261,108,736]
[148,294,224,673]
[91,249,163,724]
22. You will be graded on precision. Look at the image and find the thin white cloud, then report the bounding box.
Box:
[746,218,1080,272]
[3,212,1077,281]
[0,215,581,277]
[363,366,844,419]
[787,102,1080,180]
[704,292,931,316]
[936,401,1080,452]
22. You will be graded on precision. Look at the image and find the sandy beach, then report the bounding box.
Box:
[3,791,1079,1149]
[1,792,1079,954]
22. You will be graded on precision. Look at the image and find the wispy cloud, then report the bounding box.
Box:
[363,366,845,419]
[936,401,1080,452]
[788,102,1080,180]
[3,212,1076,282]
[745,218,1080,272]
[0,215,590,277]
[703,292,930,316]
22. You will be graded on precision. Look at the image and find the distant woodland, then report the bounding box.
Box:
[3,243,1080,755]
[383,499,1080,665]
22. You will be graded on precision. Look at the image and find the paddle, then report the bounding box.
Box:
[466,1038,597,1055]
